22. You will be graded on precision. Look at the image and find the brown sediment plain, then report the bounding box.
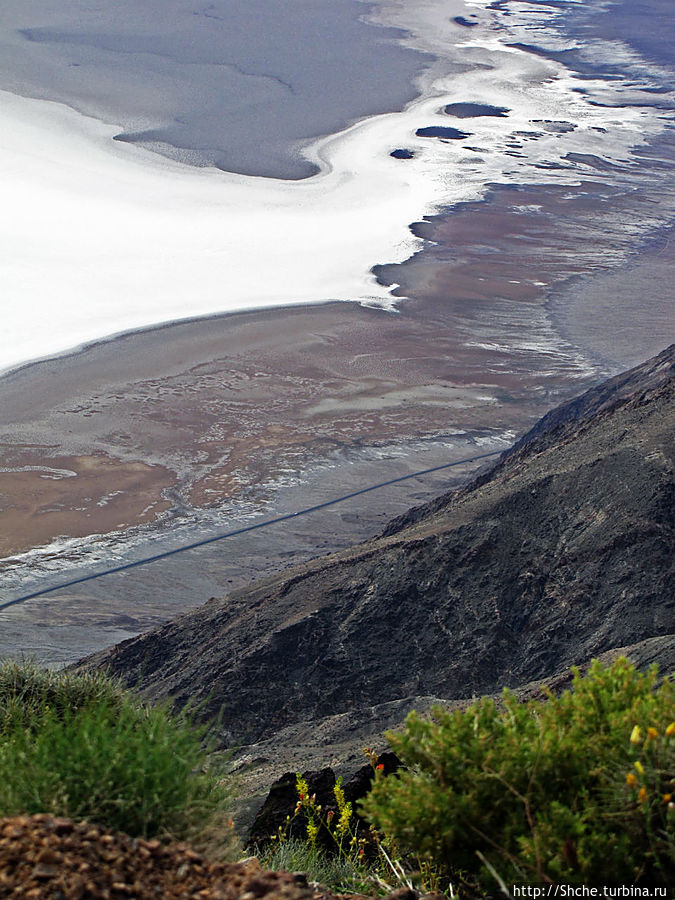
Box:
[0,301,531,559]
[0,454,172,559]
[1,147,674,563]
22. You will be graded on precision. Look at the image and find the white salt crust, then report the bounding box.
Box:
[0,0,670,374]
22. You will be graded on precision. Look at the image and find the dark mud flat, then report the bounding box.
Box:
[416,125,471,139]
[443,102,509,117]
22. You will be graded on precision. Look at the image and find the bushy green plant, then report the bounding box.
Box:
[0,660,233,848]
[361,659,674,890]
[0,658,123,731]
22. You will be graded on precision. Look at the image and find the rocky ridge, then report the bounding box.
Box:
[82,346,674,799]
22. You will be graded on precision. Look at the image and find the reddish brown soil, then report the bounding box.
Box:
[0,815,351,900]
[0,453,172,557]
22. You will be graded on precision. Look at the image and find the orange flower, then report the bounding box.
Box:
[626,773,638,787]
[376,763,385,771]
[647,727,658,740]
[638,787,647,803]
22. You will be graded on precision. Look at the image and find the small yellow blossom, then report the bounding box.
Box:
[337,803,352,838]
[296,773,309,798]
[630,725,642,744]
[638,787,647,803]
[663,794,672,803]
[665,722,675,738]
[626,773,638,787]
[634,760,645,776]
[647,727,658,740]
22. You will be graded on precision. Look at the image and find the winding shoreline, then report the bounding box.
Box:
[2,0,671,376]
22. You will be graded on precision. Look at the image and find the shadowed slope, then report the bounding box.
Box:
[82,347,674,748]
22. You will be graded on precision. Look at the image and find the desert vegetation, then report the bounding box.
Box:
[261,660,674,894]
[0,660,232,850]
[0,658,672,896]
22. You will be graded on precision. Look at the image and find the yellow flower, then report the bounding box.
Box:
[626,773,638,787]
[630,725,642,744]
[638,787,647,803]
[334,779,347,813]
[663,794,672,803]
[647,727,658,740]
[665,722,675,738]
[296,773,309,802]
[634,760,645,776]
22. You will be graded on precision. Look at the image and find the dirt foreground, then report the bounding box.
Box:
[0,815,381,900]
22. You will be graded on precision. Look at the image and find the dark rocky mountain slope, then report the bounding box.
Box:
[83,346,674,761]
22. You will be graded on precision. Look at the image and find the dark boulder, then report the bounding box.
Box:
[247,753,401,849]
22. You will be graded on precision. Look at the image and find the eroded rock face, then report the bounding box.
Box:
[82,347,674,752]
[247,753,401,849]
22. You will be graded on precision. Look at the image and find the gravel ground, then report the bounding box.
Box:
[0,815,345,900]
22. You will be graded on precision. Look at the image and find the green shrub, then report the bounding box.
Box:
[0,658,123,731]
[0,660,233,847]
[361,659,674,890]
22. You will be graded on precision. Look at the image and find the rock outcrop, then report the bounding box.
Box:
[246,752,400,850]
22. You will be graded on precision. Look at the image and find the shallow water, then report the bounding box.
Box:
[1,0,672,376]
[0,0,427,179]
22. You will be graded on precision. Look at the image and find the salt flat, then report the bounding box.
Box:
[0,0,668,375]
